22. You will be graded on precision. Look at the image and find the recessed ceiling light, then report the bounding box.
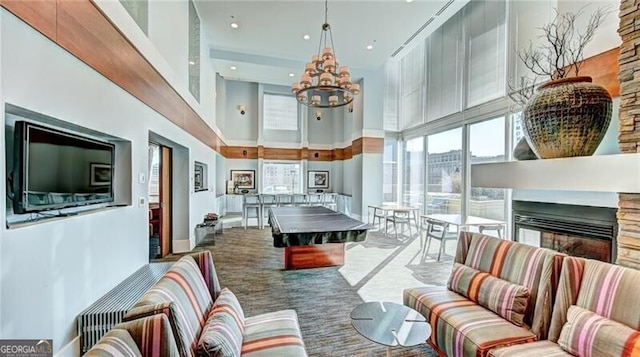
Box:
[230,66,237,70]
[230,22,239,29]
[189,61,195,65]
[303,34,310,40]
[288,73,295,77]
[406,0,414,3]
[366,45,374,50]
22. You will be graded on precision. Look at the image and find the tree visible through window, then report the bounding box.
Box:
[264,94,298,131]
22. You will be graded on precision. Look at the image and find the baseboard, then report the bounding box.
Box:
[173,238,195,253]
[55,336,79,357]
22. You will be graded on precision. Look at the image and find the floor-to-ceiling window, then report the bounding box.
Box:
[403,137,424,209]
[469,117,507,226]
[383,139,399,203]
[426,128,462,214]
[262,161,301,193]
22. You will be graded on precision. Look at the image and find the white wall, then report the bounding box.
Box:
[0,8,218,355]
[224,81,259,142]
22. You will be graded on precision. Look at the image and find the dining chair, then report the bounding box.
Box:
[421,217,454,262]
[479,224,504,239]
[385,210,413,239]
[372,207,388,230]
[242,194,261,229]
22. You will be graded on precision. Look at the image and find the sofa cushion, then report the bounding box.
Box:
[576,259,640,330]
[448,263,530,326]
[85,329,142,357]
[198,288,245,357]
[124,255,213,357]
[241,310,307,357]
[488,340,572,357]
[557,305,640,357]
[403,286,535,357]
[457,231,562,338]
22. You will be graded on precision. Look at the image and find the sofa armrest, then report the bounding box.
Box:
[530,253,567,340]
[188,250,222,300]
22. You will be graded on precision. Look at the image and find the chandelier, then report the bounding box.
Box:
[291,0,360,108]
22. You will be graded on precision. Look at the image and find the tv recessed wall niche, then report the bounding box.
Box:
[10,121,115,214]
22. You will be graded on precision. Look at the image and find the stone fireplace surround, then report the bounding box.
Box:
[617,1,640,269]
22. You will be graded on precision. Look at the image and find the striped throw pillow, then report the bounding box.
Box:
[198,288,245,357]
[448,263,530,326]
[558,305,640,357]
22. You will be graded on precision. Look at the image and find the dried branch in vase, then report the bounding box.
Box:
[516,6,609,81]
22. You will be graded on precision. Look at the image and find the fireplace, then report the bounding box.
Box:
[512,201,617,262]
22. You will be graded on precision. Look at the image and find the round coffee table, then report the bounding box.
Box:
[350,301,431,357]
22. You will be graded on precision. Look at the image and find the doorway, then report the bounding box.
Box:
[149,142,172,259]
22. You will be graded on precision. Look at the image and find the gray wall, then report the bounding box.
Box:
[224,80,258,141]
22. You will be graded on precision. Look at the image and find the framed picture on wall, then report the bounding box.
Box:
[194,161,207,192]
[308,170,329,189]
[90,163,112,186]
[231,170,256,189]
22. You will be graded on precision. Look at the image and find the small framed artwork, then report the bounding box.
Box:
[90,163,112,186]
[194,161,207,192]
[230,170,256,190]
[308,170,329,189]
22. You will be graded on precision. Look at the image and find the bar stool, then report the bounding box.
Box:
[277,194,294,207]
[292,193,307,206]
[260,194,278,229]
[306,193,324,206]
[242,194,261,229]
[323,193,338,211]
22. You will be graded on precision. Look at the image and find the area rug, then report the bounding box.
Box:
[159,227,439,357]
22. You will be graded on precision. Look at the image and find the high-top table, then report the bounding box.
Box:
[268,206,373,269]
[351,301,431,357]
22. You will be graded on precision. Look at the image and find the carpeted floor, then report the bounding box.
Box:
[158,226,448,356]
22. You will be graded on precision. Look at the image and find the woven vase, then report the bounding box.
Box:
[522,76,612,159]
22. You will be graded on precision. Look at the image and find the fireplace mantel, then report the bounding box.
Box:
[471,153,640,193]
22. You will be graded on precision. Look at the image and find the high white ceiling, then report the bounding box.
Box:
[195,0,468,86]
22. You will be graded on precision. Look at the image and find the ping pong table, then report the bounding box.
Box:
[268,206,372,270]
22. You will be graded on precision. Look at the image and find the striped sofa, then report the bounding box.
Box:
[86,251,307,356]
[403,232,565,357]
[490,256,640,357]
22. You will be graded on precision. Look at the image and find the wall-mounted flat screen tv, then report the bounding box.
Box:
[11,121,115,214]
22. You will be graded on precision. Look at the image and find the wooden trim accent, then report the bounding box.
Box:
[333,148,345,161]
[2,0,224,153]
[307,149,333,161]
[568,47,620,97]
[362,137,384,154]
[284,243,345,270]
[1,0,57,41]
[343,146,353,160]
[263,147,300,160]
[222,146,258,159]
[352,138,363,155]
